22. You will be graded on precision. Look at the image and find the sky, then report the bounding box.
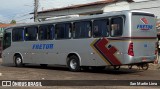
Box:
[0,0,98,23]
[0,0,148,23]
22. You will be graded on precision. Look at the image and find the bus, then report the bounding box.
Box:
[2,10,157,71]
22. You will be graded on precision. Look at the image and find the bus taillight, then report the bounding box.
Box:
[128,42,134,56]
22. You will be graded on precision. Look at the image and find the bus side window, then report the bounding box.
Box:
[93,19,109,37]
[67,23,72,38]
[39,25,54,40]
[12,27,24,41]
[25,26,38,41]
[73,21,92,39]
[55,23,71,39]
[73,24,76,38]
[39,26,46,40]
[110,17,123,37]
[50,26,55,40]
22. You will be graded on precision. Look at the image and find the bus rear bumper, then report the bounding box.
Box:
[123,54,156,65]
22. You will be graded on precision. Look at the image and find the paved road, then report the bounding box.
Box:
[0,58,160,89]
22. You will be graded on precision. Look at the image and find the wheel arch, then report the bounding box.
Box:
[13,52,23,62]
[66,52,82,66]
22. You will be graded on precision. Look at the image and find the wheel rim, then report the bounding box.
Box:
[16,57,22,65]
[70,59,77,69]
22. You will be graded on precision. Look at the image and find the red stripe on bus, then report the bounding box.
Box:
[95,38,121,65]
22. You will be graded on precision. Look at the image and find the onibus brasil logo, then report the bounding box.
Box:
[137,17,153,30]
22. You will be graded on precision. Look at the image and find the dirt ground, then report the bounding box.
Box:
[0,58,160,89]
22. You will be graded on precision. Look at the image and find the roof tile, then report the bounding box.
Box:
[0,24,14,28]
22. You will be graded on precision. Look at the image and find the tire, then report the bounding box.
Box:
[128,65,133,69]
[141,63,149,70]
[67,55,81,72]
[14,55,23,67]
[114,66,120,70]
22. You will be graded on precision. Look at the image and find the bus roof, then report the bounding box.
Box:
[5,10,154,29]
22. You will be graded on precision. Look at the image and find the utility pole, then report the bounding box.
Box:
[34,0,39,22]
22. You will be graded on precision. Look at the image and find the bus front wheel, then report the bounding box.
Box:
[67,55,81,72]
[14,55,23,67]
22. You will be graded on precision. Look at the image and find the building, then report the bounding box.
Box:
[36,0,160,21]
[0,24,14,38]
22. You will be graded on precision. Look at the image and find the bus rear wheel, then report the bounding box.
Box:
[141,63,149,70]
[14,55,23,67]
[128,65,133,69]
[67,55,81,72]
[114,66,120,70]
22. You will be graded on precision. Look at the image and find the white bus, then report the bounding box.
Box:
[2,10,157,71]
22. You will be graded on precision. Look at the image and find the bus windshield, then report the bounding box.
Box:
[3,31,11,50]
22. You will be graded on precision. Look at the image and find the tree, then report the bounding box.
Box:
[10,20,16,24]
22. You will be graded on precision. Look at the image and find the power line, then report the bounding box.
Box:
[11,13,31,20]
[39,0,56,10]
[16,17,33,22]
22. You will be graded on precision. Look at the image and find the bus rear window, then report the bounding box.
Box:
[132,12,155,17]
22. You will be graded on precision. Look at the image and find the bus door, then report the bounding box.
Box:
[2,31,12,63]
[3,31,11,50]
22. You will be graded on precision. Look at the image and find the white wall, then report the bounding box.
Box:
[38,4,105,19]
[130,0,160,18]
[103,1,130,12]
[37,0,160,20]
[103,0,160,18]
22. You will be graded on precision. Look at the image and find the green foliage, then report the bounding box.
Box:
[10,20,16,24]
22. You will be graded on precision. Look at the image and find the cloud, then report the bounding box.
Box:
[0,0,33,23]
[0,0,33,10]
[0,15,9,23]
[0,0,98,23]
